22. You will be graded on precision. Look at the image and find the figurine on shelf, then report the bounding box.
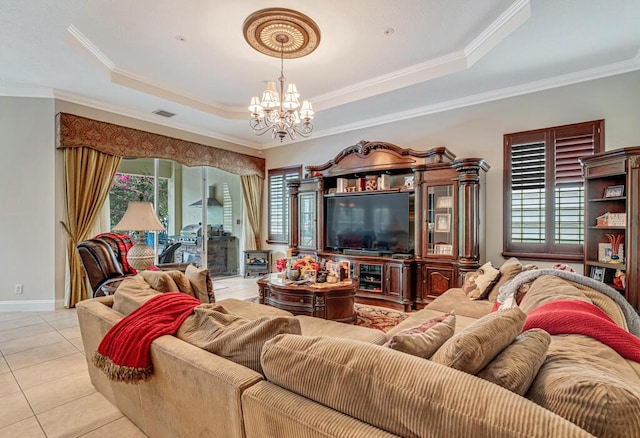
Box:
[613,269,626,290]
[606,234,624,263]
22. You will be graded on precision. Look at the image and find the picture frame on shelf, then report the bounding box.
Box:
[435,213,451,232]
[436,196,453,209]
[598,243,624,263]
[434,244,453,256]
[590,266,605,282]
[604,185,625,198]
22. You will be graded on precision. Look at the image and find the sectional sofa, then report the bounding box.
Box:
[77,270,640,437]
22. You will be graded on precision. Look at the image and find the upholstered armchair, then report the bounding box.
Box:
[77,238,135,298]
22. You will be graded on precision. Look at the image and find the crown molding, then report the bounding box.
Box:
[0,87,54,98]
[53,89,261,149]
[281,55,640,148]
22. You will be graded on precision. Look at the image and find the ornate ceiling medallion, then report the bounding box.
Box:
[243,8,320,59]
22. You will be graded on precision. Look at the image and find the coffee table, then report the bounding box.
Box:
[257,274,357,324]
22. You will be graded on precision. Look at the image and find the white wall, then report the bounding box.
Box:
[263,70,640,269]
[0,97,56,310]
[1,71,638,310]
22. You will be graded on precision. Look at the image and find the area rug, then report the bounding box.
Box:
[243,296,408,333]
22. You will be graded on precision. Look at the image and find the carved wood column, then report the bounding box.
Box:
[453,159,489,269]
[413,169,425,257]
[287,180,300,255]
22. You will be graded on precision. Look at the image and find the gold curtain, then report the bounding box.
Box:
[62,147,121,307]
[241,174,264,250]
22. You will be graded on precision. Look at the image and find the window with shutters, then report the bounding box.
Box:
[267,165,302,244]
[503,120,604,261]
[222,182,233,233]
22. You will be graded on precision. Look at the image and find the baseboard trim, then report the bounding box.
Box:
[0,300,57,312]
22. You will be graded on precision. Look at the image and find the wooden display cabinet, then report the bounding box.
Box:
[580,147,640,310]
[288,141,489,310]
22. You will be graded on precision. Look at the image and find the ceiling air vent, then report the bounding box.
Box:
[152,109,176,118]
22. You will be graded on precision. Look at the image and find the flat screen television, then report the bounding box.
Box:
[325,192,414,253]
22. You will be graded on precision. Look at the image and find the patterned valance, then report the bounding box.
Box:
[56,113,265,178]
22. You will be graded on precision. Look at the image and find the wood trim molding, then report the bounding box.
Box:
[56,112,265,178]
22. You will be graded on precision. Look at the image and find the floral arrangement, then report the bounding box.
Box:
[275,258,288,272]
[290,255,321,273]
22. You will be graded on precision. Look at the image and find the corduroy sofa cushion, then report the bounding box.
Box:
[431,307,527,374]
[177,304,301,375]
[477,328,551,395]
[425,288,494,319]
[112,276,160,315]
[386,313,455,359]
[527,334,640,438]
[260,334,591,437]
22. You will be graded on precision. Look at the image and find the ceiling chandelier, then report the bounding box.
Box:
[243,8,321,142]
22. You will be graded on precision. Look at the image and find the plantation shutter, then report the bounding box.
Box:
[510,141,546,244]
[553,127,598,245]
[268,166,301,243]
[504,120,603,260]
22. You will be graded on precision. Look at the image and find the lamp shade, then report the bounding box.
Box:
[114,202,164,232]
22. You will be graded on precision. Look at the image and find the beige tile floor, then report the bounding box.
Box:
[0,275,260,438]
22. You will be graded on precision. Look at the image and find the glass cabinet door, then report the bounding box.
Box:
[426,184,455,257]
[298,192,317,249]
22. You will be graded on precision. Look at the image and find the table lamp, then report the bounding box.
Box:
[113,201,165,271]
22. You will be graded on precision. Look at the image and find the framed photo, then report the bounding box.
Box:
[435,214,451,232]
[604,185,624,198]
[590,266,605,282]
[436,196,453,209]
[434,244,453,256]
[598,243,624,263]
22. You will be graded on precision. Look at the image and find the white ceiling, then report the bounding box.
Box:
[2,0,639,149]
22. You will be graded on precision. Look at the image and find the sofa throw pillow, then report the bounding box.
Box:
[488,258,522,302]
[164,270,197,298]
[387,313,456,359]
[185,264,214,303]
[462,262,501,300]
[139,270,179,293]
[430,307,527,374]
[477,328,551,395]
[177,304,300,375]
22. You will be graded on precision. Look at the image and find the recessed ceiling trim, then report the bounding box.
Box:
[110,68,246,119]
[66,25,115,70]
[464,0,531,65]
[65,2,531,119]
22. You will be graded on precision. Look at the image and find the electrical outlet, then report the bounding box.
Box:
[15,284,23,294]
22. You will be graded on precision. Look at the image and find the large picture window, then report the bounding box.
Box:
[267,165,301,243]
[503,120,604,261]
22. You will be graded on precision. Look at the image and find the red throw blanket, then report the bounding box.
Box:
[96,232,137,274]
[92,292,201,383]
[524,299,640,363]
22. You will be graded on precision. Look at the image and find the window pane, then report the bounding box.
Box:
[511,188,545,243]
[555,185,584,245]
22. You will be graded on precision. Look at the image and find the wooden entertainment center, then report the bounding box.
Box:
[287,141,489,311]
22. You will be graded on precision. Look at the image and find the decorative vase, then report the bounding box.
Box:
[287,269,300,281]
